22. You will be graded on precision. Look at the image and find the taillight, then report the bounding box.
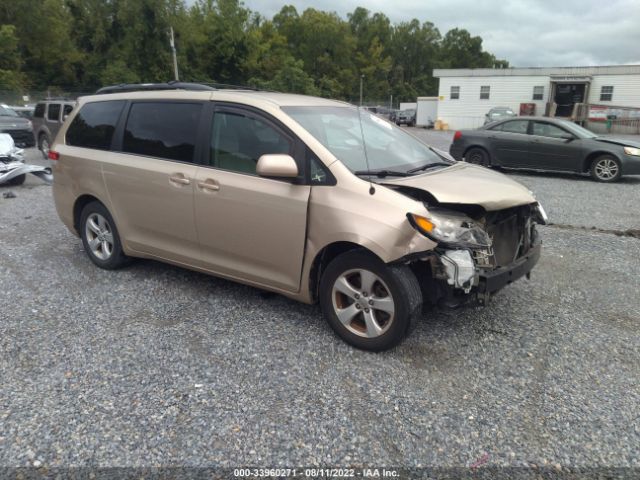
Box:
[48,150,59,161]
[453,131,462,141]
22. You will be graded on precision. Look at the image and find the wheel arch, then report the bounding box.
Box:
[463,144,491,162]
[582,150,622,173]
[307,241,384,304]
[73,194,105,234]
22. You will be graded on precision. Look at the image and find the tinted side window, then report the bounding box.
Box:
[210,111,292,174]
[532,122,570,139]
[66,101,125,150]
[123,102,202,162]
[499,120,529,134]
[47,103,61,121]
[34,103,45,118]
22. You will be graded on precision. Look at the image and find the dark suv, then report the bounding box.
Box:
[33,100,76,158]
[0,104,35,148]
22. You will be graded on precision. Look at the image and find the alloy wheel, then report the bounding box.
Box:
[331,268,395,338]
[594,158,619,180]
[85,213,114,260]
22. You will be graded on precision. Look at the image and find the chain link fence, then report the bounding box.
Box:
[0,90,95,106]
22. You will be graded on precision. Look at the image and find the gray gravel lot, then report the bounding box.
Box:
[0,148,639,471]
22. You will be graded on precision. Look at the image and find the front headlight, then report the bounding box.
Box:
[407,209,491,248]
[534,202,548,225]
[623,146,640,156]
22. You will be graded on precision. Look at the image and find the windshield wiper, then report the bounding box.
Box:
[354,169,410,178]
[406,162,453,174]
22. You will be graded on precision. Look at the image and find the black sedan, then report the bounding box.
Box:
[449,116,640,182]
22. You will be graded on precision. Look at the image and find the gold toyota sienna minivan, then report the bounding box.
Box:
[52,83,547,351]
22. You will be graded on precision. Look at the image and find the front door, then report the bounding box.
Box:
[554,83,585,117]
[194,105,310,292]
[528,121,583,172]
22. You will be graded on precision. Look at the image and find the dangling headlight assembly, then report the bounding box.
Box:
[407,209,492,248]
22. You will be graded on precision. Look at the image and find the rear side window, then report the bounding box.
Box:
[66,101,125,150]
[47,103,61,121]
[34,103,45,118]
[495,120,529,134]
[123,102,202,162]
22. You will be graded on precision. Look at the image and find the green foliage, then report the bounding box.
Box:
[0,0,509,101]
[0,25,24,89]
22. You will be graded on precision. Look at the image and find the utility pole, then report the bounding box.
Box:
[169,27,179,82]
[359,75,364,106]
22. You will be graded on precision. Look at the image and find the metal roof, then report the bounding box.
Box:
[433,65,640,77]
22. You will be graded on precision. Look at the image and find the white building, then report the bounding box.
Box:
[433,65,640,130]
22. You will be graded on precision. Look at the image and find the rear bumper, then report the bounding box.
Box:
[477,239,542,295]
[449,143,464,161]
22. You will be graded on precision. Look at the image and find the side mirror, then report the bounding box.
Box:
[559,133,574,141]
[256,154,299,178]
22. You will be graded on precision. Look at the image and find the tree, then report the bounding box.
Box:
[0,25,23,90]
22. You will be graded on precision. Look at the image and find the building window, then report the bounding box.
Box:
[480,86,490,100]
[450,86,460,100]
[600,86,614,101]
[533,86,544,100]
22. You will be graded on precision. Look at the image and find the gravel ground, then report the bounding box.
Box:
[0,148,639,472]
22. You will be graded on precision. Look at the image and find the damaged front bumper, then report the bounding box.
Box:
[0,161,53,185]
[476,237,541,296]
[437,233,542,303]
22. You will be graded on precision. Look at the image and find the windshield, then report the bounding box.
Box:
[0,106,19,117]
[283,106,444,173]
[557,119,597,138]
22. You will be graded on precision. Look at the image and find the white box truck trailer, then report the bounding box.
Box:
[416,97,438,127]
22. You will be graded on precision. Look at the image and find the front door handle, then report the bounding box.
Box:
[169,174,191,185]
[197,179,220,191]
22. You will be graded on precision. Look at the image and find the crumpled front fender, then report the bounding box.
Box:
[0,163,53,184]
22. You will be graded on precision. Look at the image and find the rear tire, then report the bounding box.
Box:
[6,174,26,186]
[465,147,491,167]
[80,201,131,269]
[319,250,422,351]
[590,155,621,182]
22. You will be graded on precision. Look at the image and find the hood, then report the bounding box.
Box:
[594,137,640,148]
[0,116,30,129]
[380,162,536,211]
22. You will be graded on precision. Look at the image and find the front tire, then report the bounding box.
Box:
[80,201,130,269]
[590,155,621,182]
[319,251,422,351]
[465,147,491,167]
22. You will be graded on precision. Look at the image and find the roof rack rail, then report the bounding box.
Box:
[95,81,216,94]
[95,81,265,95]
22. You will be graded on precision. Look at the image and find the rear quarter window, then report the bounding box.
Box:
[66,101,125,150]
[34,103,45,118]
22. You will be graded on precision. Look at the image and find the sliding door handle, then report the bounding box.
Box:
[197,179,220,191]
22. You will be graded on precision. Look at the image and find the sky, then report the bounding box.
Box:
[237,0,640,67]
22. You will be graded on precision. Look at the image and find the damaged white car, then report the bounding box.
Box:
[0,133,52,186]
